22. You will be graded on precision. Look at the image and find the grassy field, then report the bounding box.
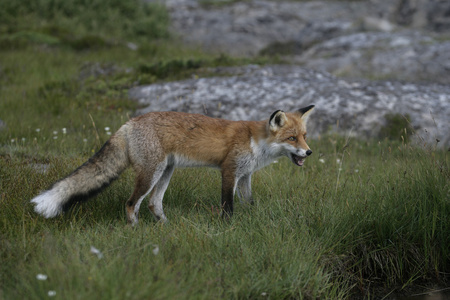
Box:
[1,1,449,299]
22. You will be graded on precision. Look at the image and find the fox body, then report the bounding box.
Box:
[31,105,315,225]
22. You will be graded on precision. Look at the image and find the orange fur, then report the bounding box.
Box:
[31,106,315,224]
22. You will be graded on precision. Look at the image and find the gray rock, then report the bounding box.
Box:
[160,0,450,84]
[379,0,450,32]
[296,31,450,84]
[129,65,449,147]
[165,0,363,56]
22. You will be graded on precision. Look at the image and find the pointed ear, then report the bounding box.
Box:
[269,110,287,132]
[298,105,315,124]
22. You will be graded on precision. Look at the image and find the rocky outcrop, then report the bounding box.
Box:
[376,0,450,32]
[296,31,450,85]
[165,0,365,56]
[161,0,450,84]
[134,1,449,146]
[129,65,449,147]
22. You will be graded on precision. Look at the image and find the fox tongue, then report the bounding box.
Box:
[292,154,304,166]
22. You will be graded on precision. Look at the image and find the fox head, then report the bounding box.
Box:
[268,105,315,166]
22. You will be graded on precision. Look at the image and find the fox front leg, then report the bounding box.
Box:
[220,168,236,219]
[237,174,254,205]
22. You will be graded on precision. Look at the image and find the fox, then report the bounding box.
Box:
[31,105,315,225]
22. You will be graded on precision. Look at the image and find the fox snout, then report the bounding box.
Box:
[306,150,312,156]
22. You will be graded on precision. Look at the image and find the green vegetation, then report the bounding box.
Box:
[379,113,414,143]
[0,1,449,299]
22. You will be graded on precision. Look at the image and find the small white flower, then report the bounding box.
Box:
[53,131,58,135]
[62,128,67,134]
[53,136,58,140]
[273,160,279,163]
[336,159,341,164]
[83,139,88,143]
[36,274,48,281]
[22,138,26,142]
[11,139,15,143]
[90,246,103,259]
[319,159,325,163]
[355,169,359,173]
[48,290,56,297]
[36,128,41,132]
[106,131,112,135]
[261,292,268,296]
[104,127,110,131]
[152,245,159,255]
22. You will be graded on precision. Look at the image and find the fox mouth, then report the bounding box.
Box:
[290,154,306,167]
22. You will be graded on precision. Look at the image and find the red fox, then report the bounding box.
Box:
[31,105,315,225]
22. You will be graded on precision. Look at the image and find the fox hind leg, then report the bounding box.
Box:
[148,164,174,223]
[126,161,167,226]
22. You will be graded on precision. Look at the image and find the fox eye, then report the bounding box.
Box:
[288,136,297,142]
[304,134,307,141]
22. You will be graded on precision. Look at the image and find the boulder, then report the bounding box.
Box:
[161,0,450,84]
[129,65,449,147]
[165,0,363,56]
[296,31,450,85]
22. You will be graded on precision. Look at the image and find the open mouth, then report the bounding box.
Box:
[290,154,306,167]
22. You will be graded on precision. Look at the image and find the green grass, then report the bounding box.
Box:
[1,1,449,299]
[1,133,448,299]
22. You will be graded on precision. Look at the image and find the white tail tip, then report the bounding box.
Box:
[30,189,64,218]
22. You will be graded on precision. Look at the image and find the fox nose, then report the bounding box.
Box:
[306,150,312,156]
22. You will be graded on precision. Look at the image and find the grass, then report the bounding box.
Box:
[1,132,448,299]
[1,1,449,299]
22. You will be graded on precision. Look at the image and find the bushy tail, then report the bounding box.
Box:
[31,128,130,218]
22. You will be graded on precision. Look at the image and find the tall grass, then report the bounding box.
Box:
[1,131,448,299]
[1,1,449,299]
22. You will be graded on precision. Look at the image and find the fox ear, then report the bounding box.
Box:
[269,110,287,132]
[298,105,315,124]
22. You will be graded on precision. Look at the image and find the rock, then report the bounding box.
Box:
[160,0,450,84]
[362,16,396,32]
[295,31,450,84]
[165,0,364,56]
[129,65,449,147]
[384,0,450,32]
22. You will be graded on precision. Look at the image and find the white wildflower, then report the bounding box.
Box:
[90,246,103,259]
[36,128,41,132]
[104,127,110,131]
[53,131,58,135]
[319,158,325,163]
[83,138,88,143]
[152,245,159,255]
[22,138,26,142]
[36,274,48,281]
[48,290,56,297]
[53,136,58,140]
[62,128,67,134]
[106,131,112,135]
[336,159,341,164]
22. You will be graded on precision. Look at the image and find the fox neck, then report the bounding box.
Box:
[249,137,285,171]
